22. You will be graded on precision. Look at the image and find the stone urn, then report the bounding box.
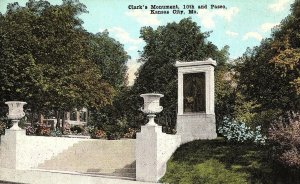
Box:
[140,93,164,126]
[5,101,27,130]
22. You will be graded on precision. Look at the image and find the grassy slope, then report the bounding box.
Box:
[161,138,296,184]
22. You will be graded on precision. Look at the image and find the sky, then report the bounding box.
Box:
[0,0,295,85]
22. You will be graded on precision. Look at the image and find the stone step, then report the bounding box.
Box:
[39,160,135,166]
[36,167,136,175]
[85,172,136,178]
[40,158,135,168]
[37,140,136,179]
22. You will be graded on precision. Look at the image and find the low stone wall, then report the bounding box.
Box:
[0,130,86,170]
[136,126,181,182]
[0,130,135,171]
[1,127,181,183]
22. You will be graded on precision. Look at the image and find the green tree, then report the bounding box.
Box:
[0,0,115,126]
[271,0,300,95]
[237,0,300,117]
[83,31,130,135]
[87,31,129,91]
[232,0,300,133]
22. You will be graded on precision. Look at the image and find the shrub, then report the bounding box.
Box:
[68,125,90,136]
[36,123,51,136]
[218,117,266,144]
[269,114,300,168]
[90,128,107,139]
[86,125,95,134]
[246,109,283,134]
[123,128,138,139]
[26,125,36,135]
[81,126,91,136]
[70,125,84,134]
[50,129,62,137]
[106,131,122,140]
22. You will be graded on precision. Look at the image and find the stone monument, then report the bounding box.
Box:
[175,58,217,143]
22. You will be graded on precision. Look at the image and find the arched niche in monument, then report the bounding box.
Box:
[175,58,217,143]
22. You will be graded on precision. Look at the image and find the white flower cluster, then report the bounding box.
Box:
[218,117,266,144]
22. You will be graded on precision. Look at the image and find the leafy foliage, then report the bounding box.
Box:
[90,127,107,139]
[271,41,300,95]
[87,31,129,90]
[269,114,300,168]
[236,0,300,114]
[50,129,63,137]
[0,1,129,129]
[214,61,237,128]
[88,90,130,136]
[36,123,51,136]
[218,118,266,144]
[25,125,36,135]
[123,128,138,139]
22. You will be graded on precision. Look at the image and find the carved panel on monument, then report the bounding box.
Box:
[183,72,206,113]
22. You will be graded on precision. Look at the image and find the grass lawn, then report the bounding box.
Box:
[161,138,300,184]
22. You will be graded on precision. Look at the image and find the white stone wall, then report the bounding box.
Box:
[18,133,85,169]
[136,126,181,182]
[0,130,85,170]
[0,130,137,171]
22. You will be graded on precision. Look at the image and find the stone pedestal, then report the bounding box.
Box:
[136,126,181,182]
[175,59,217,144]
[177,114,217,144]
[0,129,26,169]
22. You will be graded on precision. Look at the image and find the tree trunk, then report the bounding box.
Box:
[61,111,66,133]
[38,113,44,124]
[30,111,35,126]
[56,111,61,129]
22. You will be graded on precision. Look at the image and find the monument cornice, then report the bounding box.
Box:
[175,58,217,67]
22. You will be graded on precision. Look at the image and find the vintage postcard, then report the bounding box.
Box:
[0,0,299,183]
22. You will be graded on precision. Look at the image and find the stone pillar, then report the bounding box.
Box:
[66,112,70,120]
[0,129,26,170]
[175,58,217,144]
[136,126,181,182]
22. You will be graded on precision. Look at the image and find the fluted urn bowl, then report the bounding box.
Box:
[5,101,27,130]
[140,93,164,114]
[140,93,164,126]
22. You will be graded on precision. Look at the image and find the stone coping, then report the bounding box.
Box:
[175,58,217,67]
[61,135,90,139]
[177,113,215,116]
